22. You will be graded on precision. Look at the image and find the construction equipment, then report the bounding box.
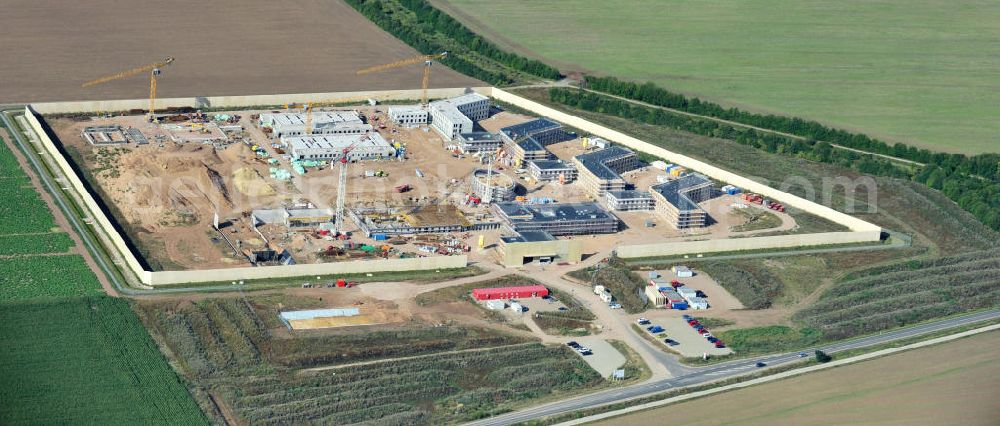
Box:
[330,141,358,232]
[82,57,175,121]
[356,52,448,105]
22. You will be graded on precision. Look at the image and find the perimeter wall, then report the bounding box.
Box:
[22,86,490,286]
[489,88,883,259]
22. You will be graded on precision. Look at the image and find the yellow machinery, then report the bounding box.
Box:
[82,57,175,121]
[356,52,448,106]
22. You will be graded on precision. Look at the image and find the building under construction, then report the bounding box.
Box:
[650,173,715,229]
[286,133,396,161]
[259,111,371,137]
[492,202,619,236]
[528,159,578,183]
[429,93,491,139]
[350,205,500,237]
[499,118,574,164]
[573,146,641,198]
[470,169,516,202]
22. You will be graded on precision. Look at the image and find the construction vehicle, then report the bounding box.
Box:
[394,184,412,193]
[82,57,174,122]
[356,52,449,105]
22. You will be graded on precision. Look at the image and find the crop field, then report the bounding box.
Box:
[514,87,1000,344]
[136,295,600,424]
[0,0,480,104]
[0,131,205,422]
[439,0,1000,154]
[0,297,206,424]
[597,331,1000,426]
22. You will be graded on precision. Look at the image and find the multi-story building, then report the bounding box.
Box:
[492,202,619,236]
[573,146,641,198]
[499,118,571,146]
[605,190,655,211]
[428,93,491,140]
[649,173,714,229]
[528,160,578,182]
[509,137,552,164]
[285,133,396,161]
[456,132,502,153]
[259,111,371,138]
[387,105,428,125]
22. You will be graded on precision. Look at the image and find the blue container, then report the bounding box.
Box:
[671,302,689,310]
[373,234,388,241]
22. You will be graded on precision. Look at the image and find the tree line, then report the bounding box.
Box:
[343,0,562,86]
[549,87,1000,231]
[584,76,1000,182]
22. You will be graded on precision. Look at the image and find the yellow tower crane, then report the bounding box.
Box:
[356,52,448,106]
[82,57,175,121]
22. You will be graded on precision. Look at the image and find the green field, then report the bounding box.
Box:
[0,129,205,423]
[438,0,1000,154]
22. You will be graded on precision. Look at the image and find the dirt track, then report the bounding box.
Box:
[0,0,481,104]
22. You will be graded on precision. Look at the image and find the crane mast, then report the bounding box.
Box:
[82,57,174,121]
[332,141,358,233]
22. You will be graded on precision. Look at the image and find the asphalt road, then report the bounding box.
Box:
[465,308,1000,426]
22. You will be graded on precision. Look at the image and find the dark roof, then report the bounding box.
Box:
[574,146,636,181]
[496,202,616,223]
[459,132,499,142]
[501,230,556,243]
[651,174,712,211]
[500,118,562,141]
[517,136,546,152]
[530,160,576,171]
[607,190,652,200]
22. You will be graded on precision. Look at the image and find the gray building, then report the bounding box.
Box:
[528,160,578,182]
[605,190,655,211]
[493,202,619,236]
[259,111,371,138]
[457,132,503,153]
[574,146,641,198]
[387,105,429,125]
[649,173,714,229]
[285,133,396,161]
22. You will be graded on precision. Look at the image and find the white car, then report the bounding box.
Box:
[609,303,622,309]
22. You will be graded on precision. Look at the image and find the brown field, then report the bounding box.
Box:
[595,331,1000,426]
[0,0,481,104]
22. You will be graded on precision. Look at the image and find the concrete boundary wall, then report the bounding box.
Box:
[489,88,882,258]
[147,255,468,285]
[615,232,875,258]
[25,85,882,284]
[24,107,152,283]
[29,87,493,114]
[23,87,488,286]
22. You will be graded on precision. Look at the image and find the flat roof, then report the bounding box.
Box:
[574,146,636,181]
[430,92,489,108]
[607,190,653,200]
[387,105,425,113]
[261,111,362,127]
[285,133,392,151]
[529,159,576,171]
[501,230,557,244]
[517,136,546,152]
[496,202,616,223]
[459,132,500,142]
[651,173,712,211]
[500,117,561,141]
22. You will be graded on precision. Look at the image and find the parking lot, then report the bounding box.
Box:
[567,338,626,377]
[638,317,733,358]
[514,296,569,314]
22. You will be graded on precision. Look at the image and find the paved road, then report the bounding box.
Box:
[465,309,1000,426]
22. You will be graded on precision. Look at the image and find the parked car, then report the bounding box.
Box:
[688,320,700,326]
[682,314,693,321]
[637,317,650,325]
[715,342,726,348]
[755,361,767,368]
[576,347,592,355]
[558,307,568,311]
[566,341,580,348]
[694,324,705,331]
[706,336,718,343]
[699,329,711,335]
[647,325,664,333]
[664,339,679,346]
[798,352,808,358]
[609,303,622,309]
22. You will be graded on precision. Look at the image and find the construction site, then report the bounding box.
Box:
[46,91,811,271]
[34,52,822,272]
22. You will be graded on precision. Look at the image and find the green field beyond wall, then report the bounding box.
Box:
[438,0,1000,154]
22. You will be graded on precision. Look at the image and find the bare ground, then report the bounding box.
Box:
[0,0,481,104]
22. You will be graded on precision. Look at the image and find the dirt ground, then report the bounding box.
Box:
[596,331,1000,426]
[0,0,481,104]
